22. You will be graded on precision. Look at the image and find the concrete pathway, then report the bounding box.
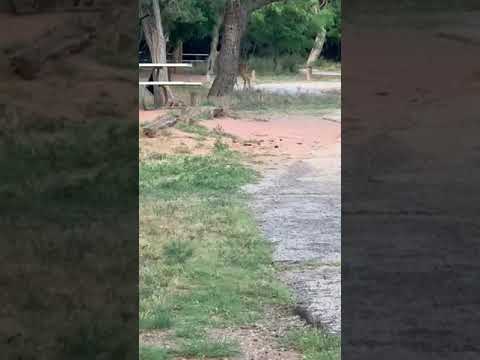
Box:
[245,120,341,334]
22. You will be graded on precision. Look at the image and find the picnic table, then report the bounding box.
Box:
[139,63,203,107]
[139,63,202,86]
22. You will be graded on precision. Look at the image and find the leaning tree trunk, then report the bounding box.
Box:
[306,26,326,80]
[206,16,222,82]
[140,0,173,108]
[208,0,249,97]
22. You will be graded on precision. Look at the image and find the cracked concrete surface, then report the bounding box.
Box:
[245,131,341,334]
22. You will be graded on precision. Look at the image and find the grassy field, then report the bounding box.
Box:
[140,142,292,358]
[139,131,341,358]
[139,70,341,358]
[286,328,341,360]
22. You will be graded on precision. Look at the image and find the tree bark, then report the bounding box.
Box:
[307,26,327,63]
[206,15,222,81]
[141,114,178,137]
[172,39,183,74]
[140,0,173,108]
[208,0,249,97]
[208,0,278,98]
[306,26,326,80]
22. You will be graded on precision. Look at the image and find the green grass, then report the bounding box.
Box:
[228,90,340,115]
[140,346,171,360]
[176,121,211,137]
[286,328,340,360]
[313,58,342,72]
[140,145,291,355]
[174,338,240,358]
[140,305,173,330]
[140,149,256,198]
[139,339,239,360]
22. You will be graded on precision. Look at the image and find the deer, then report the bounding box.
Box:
[236,63,254,90]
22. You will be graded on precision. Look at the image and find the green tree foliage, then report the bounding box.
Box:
[140,0,225,45]
[322,0,341,55]
[244,0,340,59]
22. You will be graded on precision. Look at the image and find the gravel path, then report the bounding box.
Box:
[245,125,341,334]
[253,81,341,95]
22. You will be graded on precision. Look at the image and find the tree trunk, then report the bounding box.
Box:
[208,0,278,98]
[172,39,183,74]
[140,0,173,108]
[306,26,326,80]
[206,15,222,81]
[208,0,249,98]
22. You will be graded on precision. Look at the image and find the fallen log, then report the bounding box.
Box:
[141,115,178,138]
[9,23,94,80]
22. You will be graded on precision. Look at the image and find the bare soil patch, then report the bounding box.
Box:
[140,305,307,360]
[203,114,340,166]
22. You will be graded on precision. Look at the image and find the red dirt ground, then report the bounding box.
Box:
[139,109,340,164]
[204,115,340,161]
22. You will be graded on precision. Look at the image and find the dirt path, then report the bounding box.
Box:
[205,113,341,334]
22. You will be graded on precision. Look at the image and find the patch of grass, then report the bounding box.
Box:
[139,149,256,198]
[227,90,340,115]
[140,146,291,355]
[214,138,229,152]
[140,305,173,330]
[313,58,342,72]
[174,339,240,359]
[139,346,171,360]
[176,121,211,137]
[285,328,340,360]
[174,324,206,339]
[163,240,194,266]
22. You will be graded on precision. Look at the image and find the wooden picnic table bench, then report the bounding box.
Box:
[139,63,203,107]
[139,63,202,86]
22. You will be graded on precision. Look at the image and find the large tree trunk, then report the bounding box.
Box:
[208,0,278,98]
[140,0,173,108]
[208,0,248,97]
[206,15,222,82]
[306,26,327,80]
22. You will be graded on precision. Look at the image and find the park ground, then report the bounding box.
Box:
[139,67,341,359]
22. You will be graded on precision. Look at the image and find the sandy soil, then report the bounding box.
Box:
[203,115,340,162]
